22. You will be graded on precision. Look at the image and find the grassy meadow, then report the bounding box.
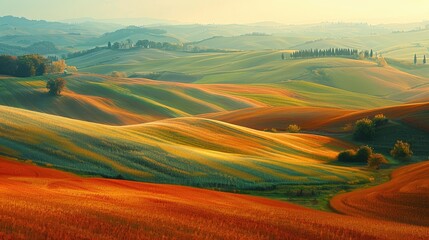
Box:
[0,105,373,189]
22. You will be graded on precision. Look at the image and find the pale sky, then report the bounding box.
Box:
[0,0,428,24]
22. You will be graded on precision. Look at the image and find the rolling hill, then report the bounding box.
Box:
[1,156,428,239]
[71,50,427,101]
[203,102,429,132]
[331,161,429,226]
[0,105,371,188]
[193,35,310,50]
[0,73,399,126]
[0,74,258,124]
[203,102,429,157]
[85,26,181,46]
[0,16,111,47]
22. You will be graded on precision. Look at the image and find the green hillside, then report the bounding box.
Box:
[194,35,310,50]
[72,50,427,102]
[0,105,371,188]
[0,74,257,124]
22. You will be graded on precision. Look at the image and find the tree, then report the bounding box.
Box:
[16,58,36,77]
[49,59,67,73]
[281,53,285,60]
[337,149,357,162]
[373,114,388,127]
[353,118,375,141]
[108,41,112,49]
[390,140,413,161]
[424,55,427,64]
[414,54,417,64]
[368,153,388,170]
[0,55,18,76]
[355,146,373,162]
[370,49,373,58]
[112,42,120,49]
[46,77,66,96]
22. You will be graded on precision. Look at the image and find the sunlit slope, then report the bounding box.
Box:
[202,106,353,130]
[0,74,256,124]
[0,73,397,126]
[75,50,427,98]
[331,161,429,226]
[66,48,194,69]
[1,158,427,240]
[0,106,370,187]
[204,102,429,132]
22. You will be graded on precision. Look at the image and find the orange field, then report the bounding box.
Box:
[0,157,428,240]
[203,102,429,132]
[331,161,429,226]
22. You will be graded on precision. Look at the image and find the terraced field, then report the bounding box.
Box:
[0,157,428,240]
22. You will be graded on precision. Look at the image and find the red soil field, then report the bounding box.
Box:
[0,157,428,239]
[331,160,429,226]
[202,102,429,132]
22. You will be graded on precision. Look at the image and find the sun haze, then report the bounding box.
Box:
[0,0,428,24]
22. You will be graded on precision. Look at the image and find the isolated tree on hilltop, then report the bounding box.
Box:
[424,55,426,64]
[414,54,417,64]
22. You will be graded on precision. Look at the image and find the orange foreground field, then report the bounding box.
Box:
[331,160,429,227]
[0,157,428,239]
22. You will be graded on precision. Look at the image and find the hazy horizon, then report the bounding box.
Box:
[1,0,428,25]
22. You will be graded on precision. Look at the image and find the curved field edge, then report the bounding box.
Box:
[202,102,429,132]
[0,156,428,240]
[0,105,371,188]
[330,161,429,226]
[0,72,399,126]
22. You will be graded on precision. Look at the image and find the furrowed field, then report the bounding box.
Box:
[0,157,428,240]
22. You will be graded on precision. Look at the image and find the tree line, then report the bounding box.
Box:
[290,48,358,59]
[65,39,230,59]
[0,54,75,77]
[0,54,48,77]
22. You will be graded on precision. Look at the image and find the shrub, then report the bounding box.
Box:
[337,149,357,162]
[390,140,413,161]
[287,124,301,133]
[66,66,78,72]
[111,71,127,78]
[353,118,375,141]
[46,77,66,96]
[373,114,388,127]
[368,153,388,170]
[355,146,373,162]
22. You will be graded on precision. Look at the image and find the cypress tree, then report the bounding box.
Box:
[370,49,373,58]
[414,54,417,64]
[424,55,426,64]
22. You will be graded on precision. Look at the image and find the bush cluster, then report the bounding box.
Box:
[353,114,389,141]
[337,146,388,170]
